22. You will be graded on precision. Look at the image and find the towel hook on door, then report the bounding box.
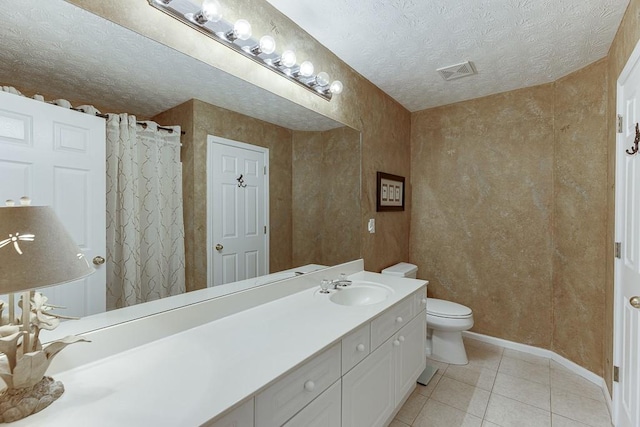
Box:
[237,174,247,188]
[625,123,640,155]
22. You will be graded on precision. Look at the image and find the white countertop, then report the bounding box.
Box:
[14,269,427,426]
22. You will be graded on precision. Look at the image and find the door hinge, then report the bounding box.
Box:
[264,225,267,234]
[618,115,623,133]
[264,166,267,175]
[614,366,620,382]
[615,242,622,259]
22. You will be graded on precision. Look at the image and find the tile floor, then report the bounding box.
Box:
[391,338,612,427]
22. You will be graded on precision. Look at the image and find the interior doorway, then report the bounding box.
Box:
[614,37,640,427]
[207,135,269,287]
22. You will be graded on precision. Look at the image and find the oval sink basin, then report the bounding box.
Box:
[329,283,391,306]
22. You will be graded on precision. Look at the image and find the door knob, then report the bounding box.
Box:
[631,296,640,309]
[215,244,223,251]
[92,256,105,265]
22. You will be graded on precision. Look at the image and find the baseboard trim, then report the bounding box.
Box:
[462,331,613,407]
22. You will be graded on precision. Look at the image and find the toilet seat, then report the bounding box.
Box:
[427,298,472,319]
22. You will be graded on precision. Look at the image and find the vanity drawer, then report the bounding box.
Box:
[342,323,370,374]
[255,343,341,427]
[282,379,341,427]
[413,287,428,314]
[370,296,414,350]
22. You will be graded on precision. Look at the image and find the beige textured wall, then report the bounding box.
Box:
[410,85,556,348]
[411,60,608,374]
[553,60,608,376]
[154,99,294,291]
[605,0,640,394]
[292,127,361,266]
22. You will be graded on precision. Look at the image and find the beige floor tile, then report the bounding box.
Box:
[389,420,410,427]
[551,388,612,427]
[416,372,442,397]
[550,361,606,402]
[498,355,550,385]
[430,376,491,418]
[481,421,501,427]
[444,363,498,391]
[465,341,503,371]
[552,414,594,427]
[503,348,550,366]
[395,389,428,425]
[484,394,551,427]
[413,399,482,427]
[492,372,551,411]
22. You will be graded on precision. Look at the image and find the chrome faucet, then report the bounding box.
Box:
[319,273,352,293]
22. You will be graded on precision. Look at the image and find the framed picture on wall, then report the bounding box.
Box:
[377,172,405,211]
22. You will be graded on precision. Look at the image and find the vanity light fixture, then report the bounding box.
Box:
[148,0,343,101]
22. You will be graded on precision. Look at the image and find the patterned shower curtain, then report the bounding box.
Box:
[105,114,185,310]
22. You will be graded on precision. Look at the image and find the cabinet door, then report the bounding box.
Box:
[342,339,395,427]
[394,310,427,404]
[283,380,341,427]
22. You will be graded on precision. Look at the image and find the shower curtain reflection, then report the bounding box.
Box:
[106,114,185,309]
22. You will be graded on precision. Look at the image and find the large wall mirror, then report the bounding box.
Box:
[0,0,361,322]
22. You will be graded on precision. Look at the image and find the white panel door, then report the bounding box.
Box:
[615,40,640,427]
[0,91,106,317]
[208,135,268,286]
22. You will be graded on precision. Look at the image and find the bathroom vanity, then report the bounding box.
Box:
[12,260,427,426]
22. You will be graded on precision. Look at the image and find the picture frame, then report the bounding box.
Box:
[376,172,405,211]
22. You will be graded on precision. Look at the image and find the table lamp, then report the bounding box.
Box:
[0,198,94,423]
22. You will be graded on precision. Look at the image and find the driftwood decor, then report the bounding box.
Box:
[0,293,88,423]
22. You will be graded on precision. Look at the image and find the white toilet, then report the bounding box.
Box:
[381,262,474,365]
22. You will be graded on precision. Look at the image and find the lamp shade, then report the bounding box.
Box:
[0,206,94,293]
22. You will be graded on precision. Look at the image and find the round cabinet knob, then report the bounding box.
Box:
[92,256,105,266]
[421,298,427,305]
[631,296,640,309]
[215,244,223,251]
[393,340,400,347]
[396,316,403,323]
[399,335,405,342]
[356,344,365,352]
[304,380,315,392]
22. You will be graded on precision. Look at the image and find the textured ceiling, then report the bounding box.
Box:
[264,0,630,112]
[0,0,341,131]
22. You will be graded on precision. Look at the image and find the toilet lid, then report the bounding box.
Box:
[427,298,472,318]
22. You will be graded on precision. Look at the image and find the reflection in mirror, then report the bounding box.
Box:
[0,0,361,319]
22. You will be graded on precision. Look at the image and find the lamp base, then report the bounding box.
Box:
[0,376,64,423]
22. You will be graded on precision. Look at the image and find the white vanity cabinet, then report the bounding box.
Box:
[342,288,427,427]
[203,398,254,427]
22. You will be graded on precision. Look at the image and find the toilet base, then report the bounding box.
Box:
[429,330,468,365]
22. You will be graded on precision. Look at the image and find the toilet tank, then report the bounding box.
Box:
[381,262,418,279]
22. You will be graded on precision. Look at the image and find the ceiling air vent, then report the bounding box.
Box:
[437,61,477,81]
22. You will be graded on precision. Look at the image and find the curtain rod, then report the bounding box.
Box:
[70,108,186,135]
[95,112,186,136]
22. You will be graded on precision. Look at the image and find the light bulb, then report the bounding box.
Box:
[315,72,330,87]
[258,35,276,54]
[329,80,343,94]
[280,50,296,68]
[299,61,314,77]
[191,0,222,24]
[233,19,252,41]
